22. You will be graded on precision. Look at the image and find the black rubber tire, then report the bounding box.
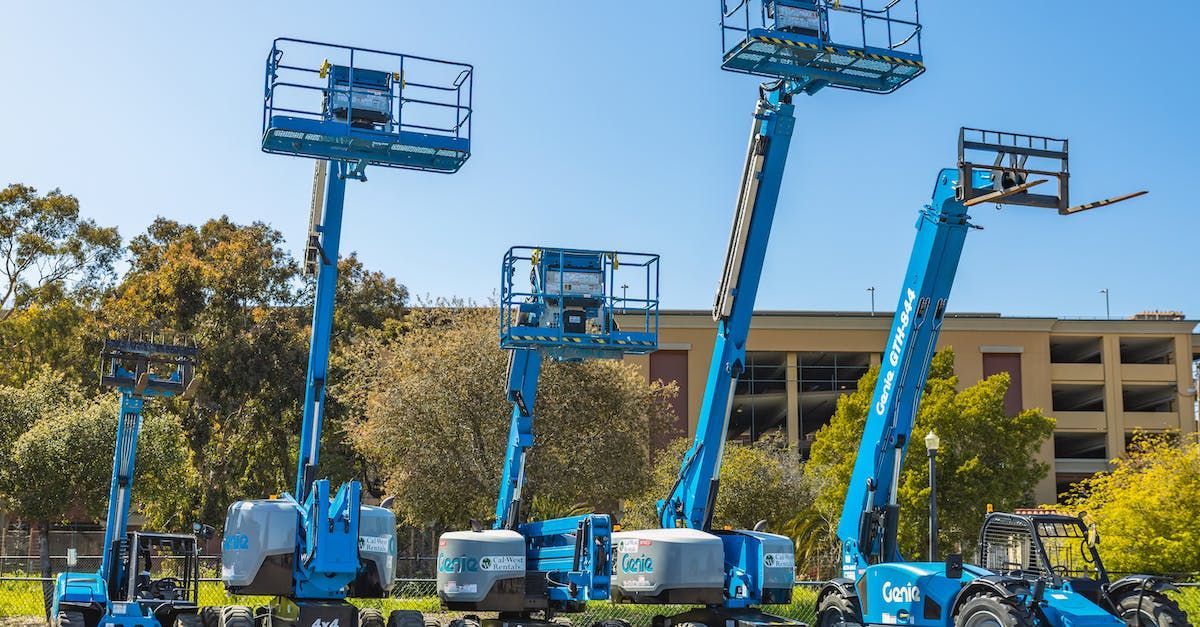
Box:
[651,615,666,627]
[954,593,1035,627]
[176,613,205,627]
[388,610,427,627]
[251,606,268,627]
[200,606,221,627]
[593,621,632,627]
[1113,590,1191,627]
[359,608,385,627]
[817,592,864,627]
[223,605,255,627]
[57,610,86,627]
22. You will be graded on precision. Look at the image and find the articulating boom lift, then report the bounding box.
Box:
[815,128,1147,627]
[610,3,924,627]
[52,337,200,627]
[437,247,659,627]
[220,39,472,627]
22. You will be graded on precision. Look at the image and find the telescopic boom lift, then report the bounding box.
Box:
[815,128,1147,627]
[612,2,926,626]
[219,38,473,627]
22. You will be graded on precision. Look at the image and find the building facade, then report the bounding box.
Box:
[626,311,1200,505]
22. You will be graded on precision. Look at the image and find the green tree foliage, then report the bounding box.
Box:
[0,184,121,318]
[0,184,119,386]
[622,435,813,532]
[0,285,95,387]
[0,371,64,474]
[0,188,410,526]
[102,217,307,519]
[0,371,196,529]
[806,348,1054,559]
[102,217,407,521]
[343,307,677,527]
[1059,431,1200,575]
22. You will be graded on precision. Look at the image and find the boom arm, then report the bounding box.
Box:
[295,161,347,499]
[838,169,973,576]
[658,87,797,530]
[100,395,146,593]
[837,129,1146,578]
[494,347,543,529]
[289,159,366,599]
[95,339,197,595]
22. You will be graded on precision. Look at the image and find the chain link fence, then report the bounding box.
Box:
[0,559,822,626]
[1,557,1196,627]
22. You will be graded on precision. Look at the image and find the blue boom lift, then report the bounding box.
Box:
[219,38,473,627]
[611,2,924,626]
[437,247,660,627]
[51,337,201,627]
[814,128,1148,627]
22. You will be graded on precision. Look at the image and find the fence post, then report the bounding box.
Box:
[38,521,51,621]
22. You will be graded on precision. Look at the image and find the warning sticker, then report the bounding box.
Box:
[443,581,477,594]
[620,575,655,590]
[479,555,525,571]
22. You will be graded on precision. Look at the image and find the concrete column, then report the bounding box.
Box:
[1102,335,1124,461]
[1174,336,1197,433]
[786,352,799,448]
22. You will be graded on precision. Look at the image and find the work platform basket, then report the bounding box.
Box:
[721,0,924,94]
[500,247,659,361]
[262,38,472,173]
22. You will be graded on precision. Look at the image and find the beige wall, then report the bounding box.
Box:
[630,312,1199,505]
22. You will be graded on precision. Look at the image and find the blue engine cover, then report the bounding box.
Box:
[53,570,163,627]
[857,562,1122,627]
[52,571,107,615]
[859,562,980,626]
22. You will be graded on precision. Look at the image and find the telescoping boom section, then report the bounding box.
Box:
[606,86,802,625]
[605,4,926,627]
[221,38,473,627]
[437,247,659,627]
[817,129,1145,627]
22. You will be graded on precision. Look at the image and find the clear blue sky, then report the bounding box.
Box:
[2,2,1196,320]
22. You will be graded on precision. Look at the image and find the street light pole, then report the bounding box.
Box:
[924,430,940,561]
[868,287,876,316]
[1099,288,1110,320]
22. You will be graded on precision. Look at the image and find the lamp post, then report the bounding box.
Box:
[924,430,940,561]
[1099,288,1110,320]
[868,287,876,316]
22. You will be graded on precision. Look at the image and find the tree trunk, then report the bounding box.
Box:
[39,520,51,621]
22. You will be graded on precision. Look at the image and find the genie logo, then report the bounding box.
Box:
[620,554,654,574]
[882,580,921,603]
[875,288,918,417]
[438,554,479,574]
[222,534,249,551]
